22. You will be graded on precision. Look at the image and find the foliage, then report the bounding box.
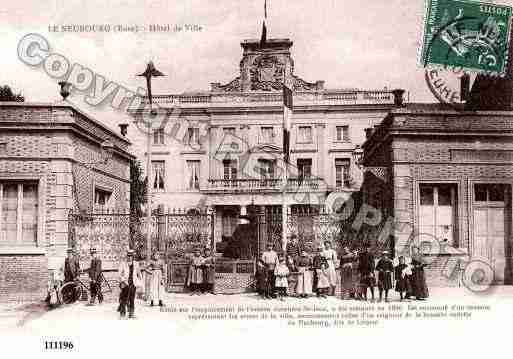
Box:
[129,159,147,258]
[0,85,25,102]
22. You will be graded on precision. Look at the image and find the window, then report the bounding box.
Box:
[94,188,112,210]
[152,161,165,191]
[474,184,507,203]
[153,128,165,145]
[223,160,238,186]
[298,126,313,143]
[0,181,38,245]
[186,127,200,145]
[297,159,312,180]
[335,158,351,188]
[186,160,201,190]
[260,126,274,144]
[223,127,236,136]
[336,126,350,142]
[419,184,458,245]
[257,159,275,186]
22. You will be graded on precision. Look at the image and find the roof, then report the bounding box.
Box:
[0,101,130,145]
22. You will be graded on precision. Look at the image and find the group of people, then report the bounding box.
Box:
[256,239,339,300]
[340,245,429,302]
[46,247,104,307]
[256,237,430,302]
[117,249,168,319]
[186,248,215,295]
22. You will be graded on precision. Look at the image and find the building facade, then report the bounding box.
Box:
[128,37,405,254]
[361,106,513,286]
[0,102,132,301]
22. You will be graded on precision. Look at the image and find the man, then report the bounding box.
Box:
[261,242,278,299]
[64,248,80,283]
[357,243,376,301]
[285,234,301,271]
[118,249,143,319]
[312,244,328,297]
[88,248,103,305]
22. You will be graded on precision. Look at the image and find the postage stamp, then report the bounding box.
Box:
[420,0,513,76]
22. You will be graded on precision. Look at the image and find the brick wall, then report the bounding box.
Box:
[0,254,48,302]
[362,110,513,287]
[0,104,132,302]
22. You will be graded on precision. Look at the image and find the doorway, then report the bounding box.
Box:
[473,183,512,284]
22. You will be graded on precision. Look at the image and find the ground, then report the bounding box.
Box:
[1,287,512,358]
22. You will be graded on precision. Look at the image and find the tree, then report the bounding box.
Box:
[130,159,147,217]
[129,159,147,258]
[0,85,25,102]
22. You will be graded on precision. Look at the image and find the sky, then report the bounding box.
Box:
[0,0,508,131]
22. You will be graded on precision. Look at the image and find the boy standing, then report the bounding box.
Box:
[376,250,394,302]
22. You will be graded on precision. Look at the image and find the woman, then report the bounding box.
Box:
[146,251,166,307]
[410,247,429,300]
[339,247,357,300]
[202,248,215,294]
[322,241,338,296]
[295,251,313,298]
[187,249,205,295]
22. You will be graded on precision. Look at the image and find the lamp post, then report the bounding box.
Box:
[137,62,165,259]
[352,145,364,169]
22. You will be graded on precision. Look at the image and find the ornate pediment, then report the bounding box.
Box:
[211,77,241,92]
[211,38,325,93]
[250,55,285,91]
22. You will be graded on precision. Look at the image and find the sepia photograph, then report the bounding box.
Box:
[0,0,512,357]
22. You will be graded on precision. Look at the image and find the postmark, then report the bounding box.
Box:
[420,0,513,76]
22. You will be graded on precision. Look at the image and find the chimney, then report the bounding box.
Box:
[364,128,373,139]
[460,73,470,102]
[391,89,405,106]
[119,123,128,136]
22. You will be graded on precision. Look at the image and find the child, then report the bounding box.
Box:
[394,256,412,301]
[316,262,330,298]
[376,250,394,302]
[274,256,290,301]
[296,251,313,298]
[187,249,205,295]
[202,248,215,294]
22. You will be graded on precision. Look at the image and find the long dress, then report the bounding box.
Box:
[187,256,205,286]
[394,264,412,293]
[202,256,215,292]
[322,249,338,287]
[316,267,330,289]
[376,258,394,290]
[295,256,313,295]
[340,252,357,297]
[147,259,166,302]
[411,257,429,299]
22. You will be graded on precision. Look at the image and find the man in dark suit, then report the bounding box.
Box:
[64,248,80,283]
[88,248,103,305]
[357,243,376,301]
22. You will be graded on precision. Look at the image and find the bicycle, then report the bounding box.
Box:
[60,270,113,304]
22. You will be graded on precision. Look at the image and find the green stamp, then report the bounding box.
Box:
[420,0,513,76]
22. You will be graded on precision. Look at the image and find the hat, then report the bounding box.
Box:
[90,247,97,254]
[127,249,135,256]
